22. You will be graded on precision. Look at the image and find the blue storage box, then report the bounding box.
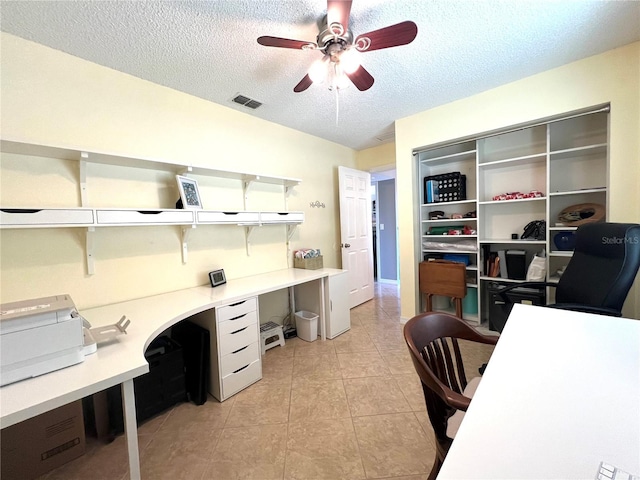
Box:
[442,254,470,265]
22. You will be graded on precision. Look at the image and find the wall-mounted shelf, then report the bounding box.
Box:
[1,138,305,274]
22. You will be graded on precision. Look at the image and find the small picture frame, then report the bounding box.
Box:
[175,175,203,210]
[209,269,226,287]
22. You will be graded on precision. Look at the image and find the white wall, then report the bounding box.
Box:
[396,42,640,319]
[0,33,356,311]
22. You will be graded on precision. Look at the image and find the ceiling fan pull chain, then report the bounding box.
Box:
[335,84,340,126]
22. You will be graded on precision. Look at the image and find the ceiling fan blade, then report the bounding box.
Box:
[346,65,374,91]
[354,21,418,52]
[327,0,352,33]
[294,74,313,93]
[257,36,317,50]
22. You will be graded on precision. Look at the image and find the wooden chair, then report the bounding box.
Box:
[403,312,499,480]
[419,260,467,317]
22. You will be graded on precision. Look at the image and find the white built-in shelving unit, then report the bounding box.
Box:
[0,139,304,273]
[415,105,609,326]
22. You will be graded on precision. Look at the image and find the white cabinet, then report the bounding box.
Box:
[293,272,350,339]
[415,106,609,325]
[188,297,261,402]
[0,208,95,227]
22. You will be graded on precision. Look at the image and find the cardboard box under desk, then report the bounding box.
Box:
[294,256,323,270]
[1,400,86,480]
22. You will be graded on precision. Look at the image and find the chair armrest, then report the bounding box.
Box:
[443,390,472,411]
[549,303,622,317]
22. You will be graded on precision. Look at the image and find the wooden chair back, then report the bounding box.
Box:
[403,312,499,480]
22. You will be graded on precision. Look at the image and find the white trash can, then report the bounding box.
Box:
[295,310,318,342]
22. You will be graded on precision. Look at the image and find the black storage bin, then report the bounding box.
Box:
[423,172,467,203]
[171,320,210,405]
[486,282,545,333]
[106,336,186,435]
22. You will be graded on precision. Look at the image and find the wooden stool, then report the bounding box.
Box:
[260,322,285,355]
[419,260,467,317]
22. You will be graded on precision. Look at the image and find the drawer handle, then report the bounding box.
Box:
[230,313,248,321]
[233,364,250,374]
[230,326,248,335]
[229,300,247,307]
[1,208,42,214]
[232,345,248,354]
[222,212,239,216]
[137,210,162,214]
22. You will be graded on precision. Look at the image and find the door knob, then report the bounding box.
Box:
[342,243,351,248]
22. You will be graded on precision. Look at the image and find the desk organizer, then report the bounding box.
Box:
[294,256,323,270]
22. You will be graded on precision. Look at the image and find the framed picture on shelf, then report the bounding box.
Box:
[175,175,203,209]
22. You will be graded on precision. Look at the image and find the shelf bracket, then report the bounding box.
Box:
[286,224,298,242]
[86,227,95,275]
[244,225,256,256]
[242,175,259,209]
[79,152,89,207]
[181,224,196,264]
[178,166,193,177]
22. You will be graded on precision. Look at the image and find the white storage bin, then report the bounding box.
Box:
[295,310,318,343]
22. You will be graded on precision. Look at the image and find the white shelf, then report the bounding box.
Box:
[550,143,607,159]
[422,235,477,239]
[549,226,578,231]
[422,249,478,254]
[421,199,477,207]
[0,139,301,189]
[420,149,477,165]
[479,197,546,206]
[478,152,546,169]
[479,276,526,284]
[549,188,606,197]
[549,251,574,257]
[422,217,477,223]
[480,239,546,245]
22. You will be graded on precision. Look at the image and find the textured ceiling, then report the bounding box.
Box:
[1,0,639,150]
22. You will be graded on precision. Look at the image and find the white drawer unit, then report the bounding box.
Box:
[216,297,258,322]
[0,208,95,227]
[196,211,260,224]
[188,296,261,401]
[259,211,304,224]
[96,209,194,225]
[221,359,261,399]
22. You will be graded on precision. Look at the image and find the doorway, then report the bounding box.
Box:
[371,169,398,284]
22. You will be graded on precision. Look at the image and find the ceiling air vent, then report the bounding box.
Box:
[232,94,262,110]
[375,130,395,142]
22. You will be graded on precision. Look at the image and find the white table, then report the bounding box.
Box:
[438,303,640,480]
[0,267,345,479]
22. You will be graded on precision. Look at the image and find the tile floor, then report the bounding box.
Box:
[40,283,495,480]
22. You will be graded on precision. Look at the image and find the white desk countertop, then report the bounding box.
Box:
[438,303,640,479]
[0,267,344,429]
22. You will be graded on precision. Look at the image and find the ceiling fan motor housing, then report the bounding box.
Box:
[317,16,353,58]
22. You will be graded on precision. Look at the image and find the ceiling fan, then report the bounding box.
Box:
[257,0,418,93]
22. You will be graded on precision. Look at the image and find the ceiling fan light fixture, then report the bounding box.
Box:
[309,55,330,84]
[340,48,361,74]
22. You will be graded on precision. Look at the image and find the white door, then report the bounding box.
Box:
[338,166,374,308]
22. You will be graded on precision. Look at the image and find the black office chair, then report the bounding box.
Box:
[498,222,640,317]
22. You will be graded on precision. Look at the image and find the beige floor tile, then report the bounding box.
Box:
[337,351,391,378]
[294,338,337,356]
[394,374,427,412]
[343,376,412,417]
[284,418,366,480]
[379,348,416,376]
[225,382,291,427]
[206,424,287,480]
[292,354,342,385]
[261,354,295,385]
[353,413,434,478]
[289,379,350,423]
[141,425,221,467]
[263,336,299,359]
[412,410,436,448]
[159,397,233,434]
[332,329,378,354]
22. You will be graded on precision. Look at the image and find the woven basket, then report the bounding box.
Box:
[294,256,323,270]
